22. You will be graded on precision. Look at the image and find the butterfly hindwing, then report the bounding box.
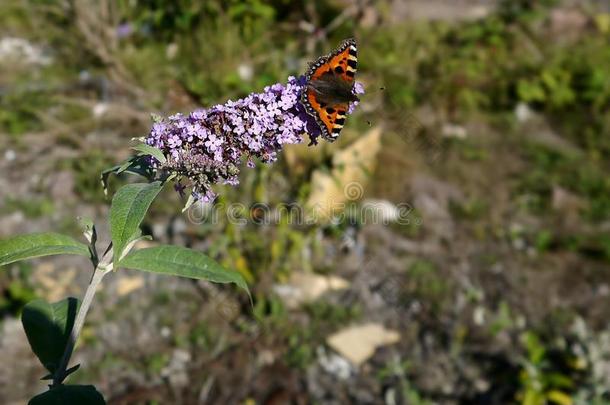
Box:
[302,38,357,141]
[306,89,348,139]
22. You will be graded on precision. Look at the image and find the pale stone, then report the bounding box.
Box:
[273,272,350,308]
[116,275,145,296]
[327,323,400,366]
[306,127,382,222]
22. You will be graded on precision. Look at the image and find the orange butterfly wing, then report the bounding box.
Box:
[303,38,357,140]
[309,39,357,82]
[305,91,348,138]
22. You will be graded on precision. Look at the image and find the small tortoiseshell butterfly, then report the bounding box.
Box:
[302,38,358,142]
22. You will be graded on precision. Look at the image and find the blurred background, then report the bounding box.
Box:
[1,0,610,404]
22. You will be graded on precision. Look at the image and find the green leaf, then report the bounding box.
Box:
[22,298,80,373]
[110,182,163,264]
[29,385,105,405]
[100,156,156,196]
[119,245,249,295]
[182,193,196,213]
[64,364,81,378]
[0,233,90,267]
[131,143,167,163]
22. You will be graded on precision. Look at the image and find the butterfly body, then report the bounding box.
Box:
[302,38,358,141]
[307,71,359,106]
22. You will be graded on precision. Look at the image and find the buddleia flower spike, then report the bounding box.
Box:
[144,41,364,203]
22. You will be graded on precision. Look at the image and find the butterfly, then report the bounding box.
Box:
[302,38,358,142]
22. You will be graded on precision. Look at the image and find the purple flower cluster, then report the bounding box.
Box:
[145,75,362,202]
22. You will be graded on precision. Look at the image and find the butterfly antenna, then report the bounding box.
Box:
[364,86,386,95]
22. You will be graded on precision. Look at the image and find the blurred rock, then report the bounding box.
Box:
[473,306,486,326]
[166,43,179,60]
[317,346,353,380]
[389,0,493,22]
[442,123,467,139]
[550,7,589,39]
[4,149,16,162]
[361,199,401,224]
[515,102,534,123]
[92,102,109,118]
[117,275,145,296]
[152,222,168,240]
[273,272,349,308]
[256,349,276,367]
[172,217,188,236]
[162,349,191,393]
[307,127,382,222]
[327,323,400,366]
[33,263,77,302]
[0,37,52,66]
[238,64,254,82]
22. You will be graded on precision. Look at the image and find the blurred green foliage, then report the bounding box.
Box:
[517,331,583,405]
[0,262,37,316]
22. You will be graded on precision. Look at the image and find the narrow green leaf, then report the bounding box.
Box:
[110,182,163,264]
[182,193,196,213]
[119,245,249,295]
[22,298,80,373]
[131,143,166,163]
[29,385,105,405]
[0,233,90,267]
[64,363,81,378]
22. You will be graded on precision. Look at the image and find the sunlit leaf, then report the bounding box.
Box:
[131,142,166,163]
[109,182,163,264]
[119,245,249,296]
[0,233,90,267]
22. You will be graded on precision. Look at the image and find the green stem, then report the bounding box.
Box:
[52,245,114,386]
[52,234,142,386]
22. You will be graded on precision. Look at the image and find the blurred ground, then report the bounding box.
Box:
[1,0,610,404]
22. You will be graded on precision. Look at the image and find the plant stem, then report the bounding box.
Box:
[52,246,114,387]
[52,236,142,386]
